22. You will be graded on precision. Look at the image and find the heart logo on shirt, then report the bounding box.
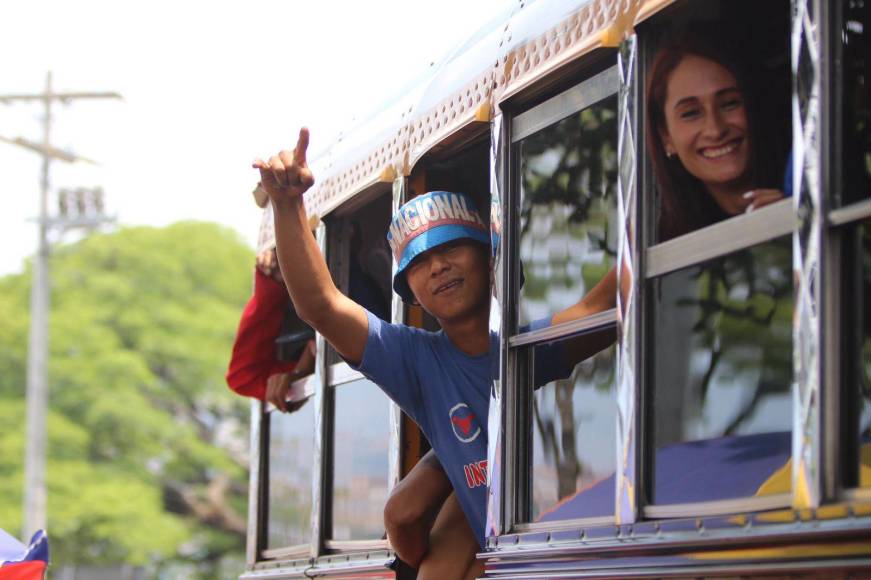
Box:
[448,402,481,443]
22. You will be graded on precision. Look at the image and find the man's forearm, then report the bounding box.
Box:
[272,196,340,326]
[255,131,369,365]
[552,266,617,325]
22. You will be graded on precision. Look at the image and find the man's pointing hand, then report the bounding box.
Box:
[253,127,315,203]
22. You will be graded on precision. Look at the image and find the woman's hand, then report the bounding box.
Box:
[743,189,785,212]
[266,341,317,413]
[252,127,315,205]
[266,373,293,413]
[256,248,282,281]
[266,372,311,413]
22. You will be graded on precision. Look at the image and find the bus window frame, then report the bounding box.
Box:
[257,380,319,560]
[826,0,871,503]
[320,193,397,551]
[500,61,622,534]
[247,192,405,567]
[260,372,320,558]
[246,226,333,564]
[636,13,797,517]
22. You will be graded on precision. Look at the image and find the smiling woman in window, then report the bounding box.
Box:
[642,30,796,509]
[646,35,788,241]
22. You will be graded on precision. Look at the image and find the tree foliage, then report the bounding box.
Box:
[0,222,254,577]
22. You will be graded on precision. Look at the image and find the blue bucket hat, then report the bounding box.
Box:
[387,191,489,303]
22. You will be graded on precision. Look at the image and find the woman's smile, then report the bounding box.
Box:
[699,137,744,160]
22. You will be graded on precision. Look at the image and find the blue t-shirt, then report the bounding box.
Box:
[352,310,568,548]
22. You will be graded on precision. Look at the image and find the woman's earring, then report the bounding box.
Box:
[666,150,676,159]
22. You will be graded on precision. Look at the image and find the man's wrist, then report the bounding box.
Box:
[271,194,304,214]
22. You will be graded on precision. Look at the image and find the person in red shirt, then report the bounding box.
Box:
[226,247,315,410]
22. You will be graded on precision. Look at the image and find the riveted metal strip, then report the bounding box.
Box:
[615,32,640,526]
[246,400,265,566]
[387,176,406,494]
[310,223,330,558]
[791,0,824,510]
[487,112,510,542]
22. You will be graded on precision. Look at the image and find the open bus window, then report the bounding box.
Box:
[267,400,315,549]
[331,378,391,540]
[648,237,793,504]
[327,193,393,328]
[839,0,870,205]
[645,0,791,243]
[828,0,871,492]
[842,221,871,489]
[508,63,620,525]
[324,191,394,543]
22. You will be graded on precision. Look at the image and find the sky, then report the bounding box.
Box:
[0,0,513,276]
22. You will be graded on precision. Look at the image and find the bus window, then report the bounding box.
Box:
[640,0,793,514]
[517,93,618,326]
[331,378,391,540]
[830,0,871,491]
[324,191,394,544]
[267,400,315,550]
[527,340,617,522]
[508,63,620,525]
[855,223,871,488]
[839,0,870,205]
[648,237,793,505]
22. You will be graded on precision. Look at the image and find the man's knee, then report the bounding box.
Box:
[384,450,451,532]
[384,481,424,532]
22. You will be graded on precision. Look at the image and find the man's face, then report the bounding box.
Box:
[404,240,490,323]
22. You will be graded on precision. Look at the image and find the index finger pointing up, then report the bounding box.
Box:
[294,127,310,165]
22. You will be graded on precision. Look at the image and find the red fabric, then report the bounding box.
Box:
[0,561,46,580]
[226,269,296,400]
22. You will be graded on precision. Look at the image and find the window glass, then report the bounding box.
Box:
[841,0,870,204]
[517,95,618,327]
[529,337,617,522]
[857,223,871,486]
[267,402,315,548]
[332,379,391,540]
[649,237,793,504]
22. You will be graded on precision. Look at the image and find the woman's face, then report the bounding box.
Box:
[660,54,751,199]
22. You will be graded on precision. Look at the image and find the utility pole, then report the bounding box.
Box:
[0,71,121,540]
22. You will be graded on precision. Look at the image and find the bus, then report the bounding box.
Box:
[240,0,871,577]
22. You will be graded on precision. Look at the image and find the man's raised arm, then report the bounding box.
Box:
[253,128,369,365]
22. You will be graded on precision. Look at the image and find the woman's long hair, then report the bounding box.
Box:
[646,34,781,241]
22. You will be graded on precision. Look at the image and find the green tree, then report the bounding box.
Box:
[0,221,255,578]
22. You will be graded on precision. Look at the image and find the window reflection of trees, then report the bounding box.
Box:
[652,238,793,449]
[518,94,619,520]
[532,343,616,520]
[518,96,619,324]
